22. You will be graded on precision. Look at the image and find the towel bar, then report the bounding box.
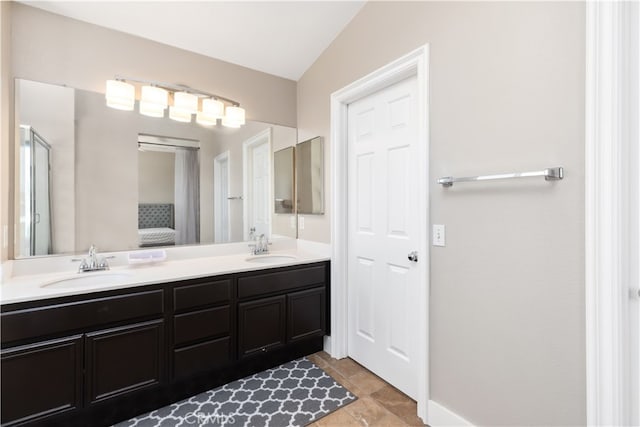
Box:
[437,167,563,187]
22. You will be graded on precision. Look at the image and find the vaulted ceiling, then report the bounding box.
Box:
[21,1,367,81]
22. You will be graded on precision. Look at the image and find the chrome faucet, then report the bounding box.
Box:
[74,245,111,273]
[248,234,270,255]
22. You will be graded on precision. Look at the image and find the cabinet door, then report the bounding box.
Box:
[85,320,165,405]
[288,287,326,342]
[1,335,83,426]
[238,295,286,358]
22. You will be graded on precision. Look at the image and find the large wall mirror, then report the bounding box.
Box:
[14,78,298,258]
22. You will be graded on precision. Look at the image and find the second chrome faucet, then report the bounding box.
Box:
[248,234,270,255]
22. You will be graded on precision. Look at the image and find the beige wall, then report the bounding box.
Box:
[1,2,12,262]
[297,2,585,425]
[10,3,296,127]
[74,89,140,252]
[138,151,175,204]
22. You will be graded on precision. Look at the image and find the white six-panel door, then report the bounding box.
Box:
[250,142,270,237]
[243,129,272,240]
[347,75,421,399]
[213,151,230,243]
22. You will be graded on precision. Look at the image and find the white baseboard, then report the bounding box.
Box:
[428,400,474,427]
[323,335,332,356]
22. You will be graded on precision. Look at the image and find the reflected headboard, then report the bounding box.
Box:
[138,203,174,229]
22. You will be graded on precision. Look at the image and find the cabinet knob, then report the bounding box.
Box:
[261,347,267,352]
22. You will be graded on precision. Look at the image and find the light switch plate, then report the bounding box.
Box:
[432,224,445,247]
[299,216,305,230]
[290,216,296,229]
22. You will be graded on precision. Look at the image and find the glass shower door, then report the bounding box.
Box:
[19,126,52,256]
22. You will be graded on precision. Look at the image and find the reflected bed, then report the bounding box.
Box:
[138,203,175,247]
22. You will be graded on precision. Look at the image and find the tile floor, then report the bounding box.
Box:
[307,352,426,427]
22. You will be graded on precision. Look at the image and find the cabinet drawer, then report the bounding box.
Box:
[174,306,230,346]
[1,290,164,344]
[1,335,83,426]
[173,337,230,380]
[173,279,231,312]
[237,264,325,299]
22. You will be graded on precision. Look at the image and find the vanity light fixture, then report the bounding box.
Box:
[105,79,135,111]
[196,98,225,126]
[105,76,246,127]
[139,85,168,118]
[222,105,246,128]
[169,92,198,123]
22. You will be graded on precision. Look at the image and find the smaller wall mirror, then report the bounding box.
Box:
[296,136,324,215]
[274,147,295,214]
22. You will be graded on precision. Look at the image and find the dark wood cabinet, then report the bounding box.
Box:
[237,268,327,358]
[238,295,287,358]
[1,335,83,426]
[0,286,167,427]
[0,261,329,427]
[85,320,165,405]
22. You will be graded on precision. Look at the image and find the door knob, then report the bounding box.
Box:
[408,251,418,262]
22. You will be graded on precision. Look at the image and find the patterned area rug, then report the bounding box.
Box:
[115,357,356,427]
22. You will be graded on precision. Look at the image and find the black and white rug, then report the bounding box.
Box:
[114,357,356,427]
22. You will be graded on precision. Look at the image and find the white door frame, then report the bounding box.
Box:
[330,45,430,422]
[242,128,273,241]
[585,1,639,426]
[213,151,230,243]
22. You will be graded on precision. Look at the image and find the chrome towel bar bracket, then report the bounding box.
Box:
[437,166,563,187]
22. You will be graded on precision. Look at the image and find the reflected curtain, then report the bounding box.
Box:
[174,148,200,245]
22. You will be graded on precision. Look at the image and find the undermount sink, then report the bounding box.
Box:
[245,254,297,264]
[41,272,133,290]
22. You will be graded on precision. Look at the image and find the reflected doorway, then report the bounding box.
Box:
[137,134,200,248]
[213,151,230,243]
[243,129,272,240]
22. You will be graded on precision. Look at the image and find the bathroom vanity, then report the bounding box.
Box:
[0,259,329,426]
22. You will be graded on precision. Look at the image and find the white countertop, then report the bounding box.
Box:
[0,240,330,305]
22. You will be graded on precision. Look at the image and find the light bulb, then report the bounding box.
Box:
[222,106,245,128]
[105,80,135,111]
[139,86,168,117]
[196,98,224,126]
[173,92,198,114]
